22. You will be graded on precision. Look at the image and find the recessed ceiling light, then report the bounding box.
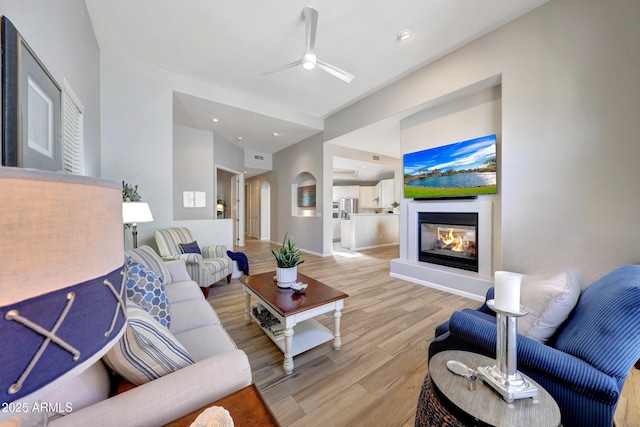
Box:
[236,136,243,140]
[272,132,280,137]
[397,29,413,41]
[211,118,219,122]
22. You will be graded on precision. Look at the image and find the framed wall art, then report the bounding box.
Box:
[2,16,62,171]
[297,185,316,207]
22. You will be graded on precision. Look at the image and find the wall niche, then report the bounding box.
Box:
[292,172,316,217]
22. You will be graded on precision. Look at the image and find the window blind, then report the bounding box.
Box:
[61,80,84,175]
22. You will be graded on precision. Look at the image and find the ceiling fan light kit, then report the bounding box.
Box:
[302,53,316,70]
[397,29,413,41]
[263,6,354,83]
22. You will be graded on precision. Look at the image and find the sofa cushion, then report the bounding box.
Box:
[180,240,201,254]
[165,280,207,304]
[124,257,171,328]
[165,260,193,283]
[174,325,239,362]
[103,302,194,386]
[517,270,581,343]
[125,245,171,284]
[169,299,221,335]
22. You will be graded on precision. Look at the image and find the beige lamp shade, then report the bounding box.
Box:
[0,168,127,410]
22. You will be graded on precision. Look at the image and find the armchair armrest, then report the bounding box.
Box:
[202,245,228,259]
[163,253,203,265]
[447,310,620,405]
[477,287,495,315]
[49,351,252,427]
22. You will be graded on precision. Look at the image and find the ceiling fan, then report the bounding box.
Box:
[263,6,355,83]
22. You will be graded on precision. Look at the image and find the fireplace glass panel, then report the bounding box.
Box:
[421,224,476,260]
[418,212,478,272]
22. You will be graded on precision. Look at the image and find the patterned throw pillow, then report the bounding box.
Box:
[124,256,171,328]
[103,301,194,385]
[180,240,201,254]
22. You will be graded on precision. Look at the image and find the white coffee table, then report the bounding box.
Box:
[241,271,348,374]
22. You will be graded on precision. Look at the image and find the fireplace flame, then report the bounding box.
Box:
[441,229,465,252]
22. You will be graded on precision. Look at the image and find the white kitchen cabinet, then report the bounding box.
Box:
[359,186,376,208]
[374,179,395,207]
[379,179,395,207]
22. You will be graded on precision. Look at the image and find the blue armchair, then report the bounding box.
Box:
[427,265,640,427]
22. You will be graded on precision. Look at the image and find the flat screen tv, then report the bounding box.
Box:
[403,134,497,199]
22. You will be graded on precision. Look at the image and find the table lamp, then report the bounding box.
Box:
[0,168,127,424]
[122,202,154,248]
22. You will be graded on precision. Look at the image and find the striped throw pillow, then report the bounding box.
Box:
[103,301,194,385]
[125,245,171,283]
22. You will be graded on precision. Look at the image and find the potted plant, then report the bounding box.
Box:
[272,233,304,288]
[122,181,142,229]
[216,198,226,218]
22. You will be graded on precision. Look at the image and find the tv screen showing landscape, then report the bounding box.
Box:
[404,134,497,199]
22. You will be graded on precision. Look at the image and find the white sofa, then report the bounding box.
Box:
[47,246,252,426]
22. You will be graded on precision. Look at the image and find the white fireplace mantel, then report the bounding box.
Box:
[391,199,494,301]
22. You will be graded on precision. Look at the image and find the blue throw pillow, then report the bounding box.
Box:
[180,241,201,254]
[124,256,171,328]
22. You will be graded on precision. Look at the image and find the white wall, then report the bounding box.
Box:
[400,85,503,273]
[0,0,102,176]
[173,125,215,220]
[270,133,326,256]
[325,0,640,285]
[100,55,237,250]
[245,149,273,172]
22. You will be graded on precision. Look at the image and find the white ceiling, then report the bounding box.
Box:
[333,156,395,184]
[85,0,548,168]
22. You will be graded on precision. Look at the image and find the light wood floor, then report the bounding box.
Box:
[210,239,639,426]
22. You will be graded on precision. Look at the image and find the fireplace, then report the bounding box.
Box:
[418,212,479,272]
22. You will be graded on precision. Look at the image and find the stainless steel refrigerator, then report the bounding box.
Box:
[338,198,358,219]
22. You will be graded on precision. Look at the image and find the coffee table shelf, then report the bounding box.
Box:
[249,313,334,356]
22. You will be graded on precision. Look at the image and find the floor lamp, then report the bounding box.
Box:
[0,168,127,425]
[122,202,154,248]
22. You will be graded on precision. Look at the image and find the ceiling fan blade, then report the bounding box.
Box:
[303,6,318,54]
[316,60,355,83]
[262,59,302,76]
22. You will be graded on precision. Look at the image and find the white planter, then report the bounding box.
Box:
[276,266,297,288]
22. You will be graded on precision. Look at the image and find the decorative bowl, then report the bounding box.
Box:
[290,282,308,294]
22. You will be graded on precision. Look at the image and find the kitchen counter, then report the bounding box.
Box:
[340,213,399,250]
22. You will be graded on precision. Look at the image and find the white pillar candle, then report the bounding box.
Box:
[494,271,524,313]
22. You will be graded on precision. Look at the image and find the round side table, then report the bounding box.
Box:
[416,350,561,427]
